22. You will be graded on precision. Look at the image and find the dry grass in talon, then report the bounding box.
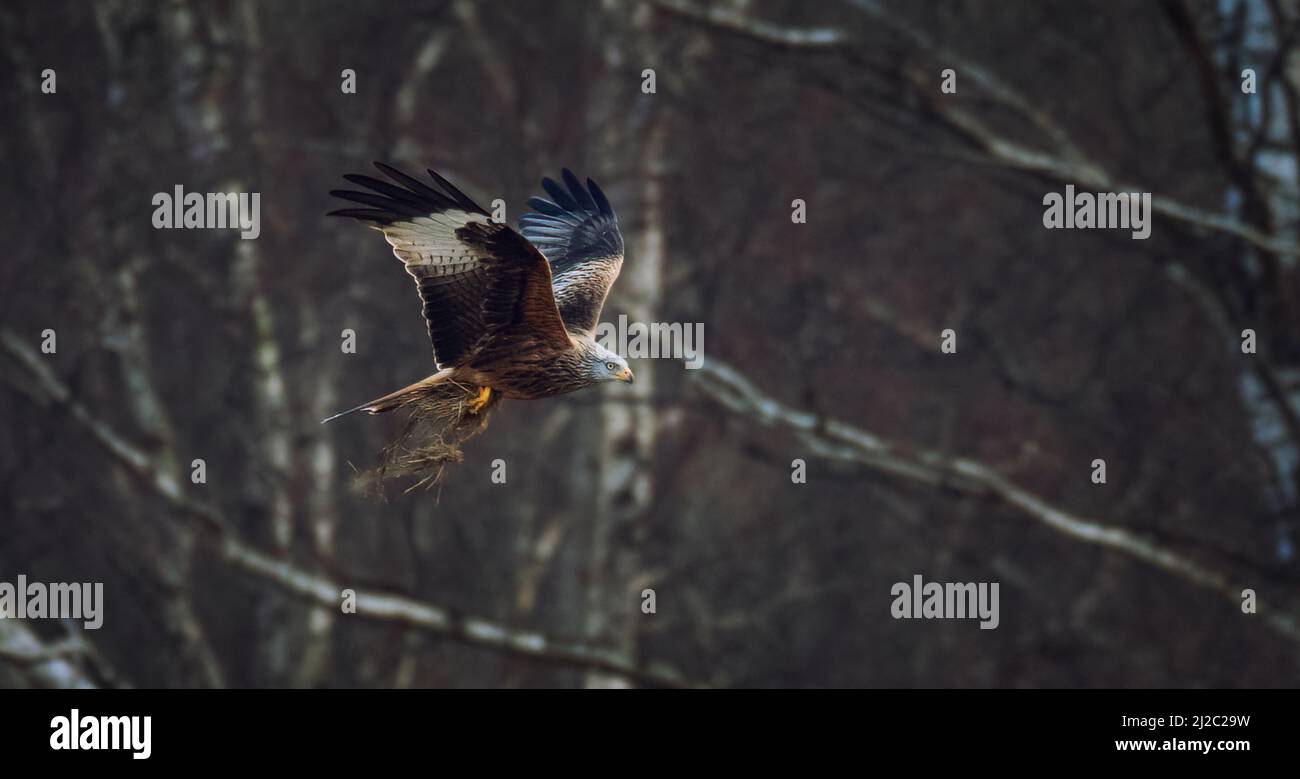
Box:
[357,382,503,497]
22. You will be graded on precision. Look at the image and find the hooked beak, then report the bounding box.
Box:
[618,366,635,384]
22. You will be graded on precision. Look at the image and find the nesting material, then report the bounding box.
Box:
[358,381,503,497]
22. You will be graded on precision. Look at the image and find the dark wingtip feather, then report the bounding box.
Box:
[541,176,579,211]
[425,168,485,214]
[523,170,619,228]
[330,188,428,217]
[330,161,490,225]
[327,207,396,223]
[522,169,624,275]
[343,173,397,191]
[343,173,436,211]
[371,161,461,208]
[561,169,598,213]
[587,178,614,217]
[525,197,571,218]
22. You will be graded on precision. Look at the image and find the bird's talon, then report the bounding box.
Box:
[467,386,493,413]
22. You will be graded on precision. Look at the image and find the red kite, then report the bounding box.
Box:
[325,163,631,484]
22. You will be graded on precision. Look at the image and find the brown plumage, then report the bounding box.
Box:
[325,163,631,487]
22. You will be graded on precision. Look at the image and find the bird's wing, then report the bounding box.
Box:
[518,169,625,335]
[330,163,569,369]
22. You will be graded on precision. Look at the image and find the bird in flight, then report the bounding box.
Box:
[324,163,632,438]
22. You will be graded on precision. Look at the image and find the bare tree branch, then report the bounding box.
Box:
[0,619,100,689]
[0,328,697,689]
[651,0,847,48]
[692,359,1300,644]
[657,0,1300,257]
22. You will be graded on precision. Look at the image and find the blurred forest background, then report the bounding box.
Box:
[2,0,1300,688]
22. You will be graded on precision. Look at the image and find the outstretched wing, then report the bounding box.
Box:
[330,163,569,369]
[519,169,624,335]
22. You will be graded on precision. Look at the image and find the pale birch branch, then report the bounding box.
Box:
[692,359,1300,644]
[0,619,102,689]
[651,0,847,48]
[656,0,1300,257]
[0,329,696,689]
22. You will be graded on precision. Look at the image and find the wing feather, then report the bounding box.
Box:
[330,163,568,369]
[519,169,625,335]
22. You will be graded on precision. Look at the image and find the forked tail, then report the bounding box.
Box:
[321,371,450,423]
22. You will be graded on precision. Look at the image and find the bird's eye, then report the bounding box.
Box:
[606,362,617,371]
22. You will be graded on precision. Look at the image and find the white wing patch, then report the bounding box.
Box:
[378,209,492,277]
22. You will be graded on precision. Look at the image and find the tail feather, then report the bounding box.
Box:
[321,371,449,423]
[319,400,378,424]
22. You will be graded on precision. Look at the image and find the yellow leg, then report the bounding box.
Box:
[467,386,493,413]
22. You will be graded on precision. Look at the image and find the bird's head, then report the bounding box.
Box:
[588,342,634,384]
